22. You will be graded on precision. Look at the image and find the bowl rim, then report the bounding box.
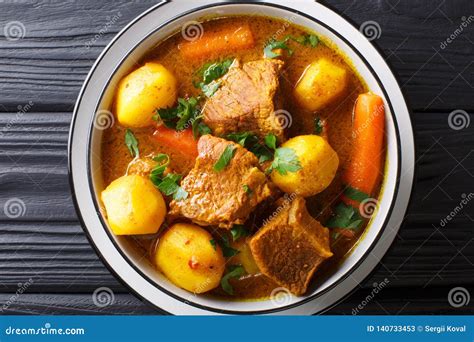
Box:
[69,0,415,315]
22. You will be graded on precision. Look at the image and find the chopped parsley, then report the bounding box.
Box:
[221,265,245,295]
[219,235,240,258]
[230,225,249,241]
[213,145,237,172]
[210,239,217,251]
[266,147,302,175]
[195,59,234,97]
[226,132,259,148]
[264,38,294,59]
[264,34,319,58]
[149,153,188,201]
[314,117,324,135]
[344,186,370,202]
[124,129,139,158]
[264,133,277,150]
[326,202,363,230]
[242,184,252,195]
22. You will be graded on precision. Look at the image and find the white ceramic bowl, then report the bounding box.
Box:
[69,0,415,315]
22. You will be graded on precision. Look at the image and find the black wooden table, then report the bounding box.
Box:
[0,0,473,315]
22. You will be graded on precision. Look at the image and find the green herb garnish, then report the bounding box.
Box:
[267,147,302,175]
[264,133,277,150]
[314,117,324,135]
[242,184,252,195]
[124,129,139,157]
[195,59,234,97]
[213,145,237,172]
[294,34,319,47]
[221,265,245,295]
[220,235,240,258]
[226,132,259,148]
[210,239,217,251]
[344,186,370,202]
[230,225,248,241]
[154,97,200,131]
[192,116,212,139]
[264,38,294,59]
[326,202,363,229]
[149,154,188,201]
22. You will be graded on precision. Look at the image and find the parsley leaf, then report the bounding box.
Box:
[154,97,200,131]
[230,225,248,241]
[294,34,319,47]
[264,133,277,150]
[192,116,212,139]
[326,202,363,229]
[124,129,139,158]
[221,265,245,295]
[264,38,293,58]
[220,235,240,258]
[226,132,258,148]
[250,143,274,163]
[195,59,234,97]
[213,145,237,172]
[267,147,302,175]
[242,184,252,195]
[149,155,188,201]
[344,186,370,202]
[314,117,324,135]
[210,239,217,251]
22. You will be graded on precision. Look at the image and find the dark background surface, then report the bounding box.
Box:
[0,0,473,314]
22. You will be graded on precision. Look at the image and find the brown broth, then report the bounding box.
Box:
[101,16,381,301]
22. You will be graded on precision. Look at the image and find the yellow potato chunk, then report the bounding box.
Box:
[155,223,225,293]
[271,135,339,197]
[230,240,260,275]
[294,59,347,111]
[101,175,166,235]
[116,62,177,128]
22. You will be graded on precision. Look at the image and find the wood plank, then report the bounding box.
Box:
[0,0,473,112]
[0,111,473,293]
[0,287,471,315]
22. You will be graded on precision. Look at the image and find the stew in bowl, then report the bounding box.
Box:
[99,15,387,300]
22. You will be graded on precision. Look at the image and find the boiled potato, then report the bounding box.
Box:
[116,62,177,128]
[271,135,339,197]
[155,223,225,293]
[230,240,260,275]
[294,58,347,111]
[101,175,166,235]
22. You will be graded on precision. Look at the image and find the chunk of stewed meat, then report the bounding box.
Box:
[169,135,274,228]
[249,196,333,295]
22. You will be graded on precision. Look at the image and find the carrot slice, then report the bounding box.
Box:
[178,24,255,60]
[153,126,198,158]
[343,93,385,199]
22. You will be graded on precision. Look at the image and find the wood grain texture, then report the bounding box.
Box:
[0,0,473,315]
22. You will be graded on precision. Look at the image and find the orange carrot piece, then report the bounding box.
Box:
[153,126,198,158]
[343,93,385,198]
[178,24,255,60]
